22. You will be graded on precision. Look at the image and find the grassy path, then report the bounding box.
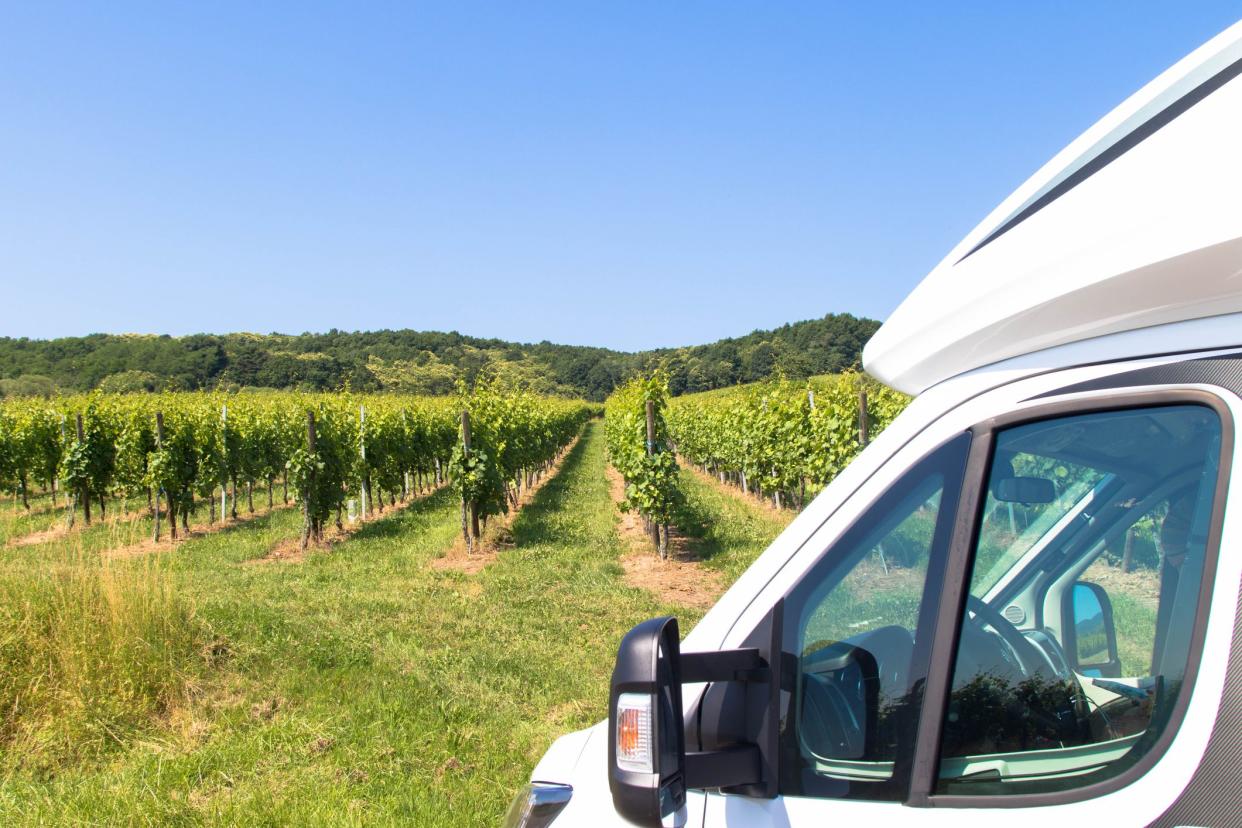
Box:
[0,421,799,826]
[674,466,792,584]
[0,422,671,827]
[0,483,288,556]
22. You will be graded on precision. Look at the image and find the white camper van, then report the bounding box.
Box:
[505,20,1242,828]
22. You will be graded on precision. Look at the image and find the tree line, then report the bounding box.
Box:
[0,314,879,402]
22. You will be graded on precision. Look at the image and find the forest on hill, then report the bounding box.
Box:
[0,313,878,401]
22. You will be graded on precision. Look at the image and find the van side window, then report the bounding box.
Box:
[778,433,970,801]
[936,405,1223,796]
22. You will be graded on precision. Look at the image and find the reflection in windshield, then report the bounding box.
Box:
[970,462,1104,597]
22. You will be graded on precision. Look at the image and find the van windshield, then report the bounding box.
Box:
[938,404,1223,796]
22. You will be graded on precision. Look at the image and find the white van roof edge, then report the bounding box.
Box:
[864,19,1242,395]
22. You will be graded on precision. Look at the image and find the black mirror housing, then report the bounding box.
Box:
[607,614,777,826]
[607,616,686,827]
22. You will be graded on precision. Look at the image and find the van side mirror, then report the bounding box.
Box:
[1065,581,1122,678]
[607,617,687,826]
[608,615,775,826]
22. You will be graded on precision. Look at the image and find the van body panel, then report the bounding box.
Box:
[695,355,1242,824]
[534,723,706,827]
[686,311,1242,654]
[687,331,1242,658]
[1150,575,1242,826]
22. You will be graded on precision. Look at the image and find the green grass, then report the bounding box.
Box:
[675,466,789,583]
[2,421,767,826]
[0,482,288,563]
[1109,591,1158,677]
[0,547,203,774]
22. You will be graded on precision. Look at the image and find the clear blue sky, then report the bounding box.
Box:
[2,3,1239,351]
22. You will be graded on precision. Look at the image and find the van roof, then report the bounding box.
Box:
[863,21,1242,396]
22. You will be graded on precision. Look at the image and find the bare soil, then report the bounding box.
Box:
[8,523,72,548]
[1083,558,1161,610]
[8,504,153,548]
[6,498,64,519]
[608,466,724,610]
[7,485,288,550]
[847,557,927,596]
[104,501,296,560]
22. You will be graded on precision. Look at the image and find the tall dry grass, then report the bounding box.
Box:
[0,547,205,772]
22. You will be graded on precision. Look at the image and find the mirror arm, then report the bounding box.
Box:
[680,600,784,797]
[681,648,768,684]
[685,745,763,789]
[678,648,769,790]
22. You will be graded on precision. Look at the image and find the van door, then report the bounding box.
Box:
[700,431,973,825]
[703,373,1237,826]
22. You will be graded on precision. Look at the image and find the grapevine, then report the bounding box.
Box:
[604,373,682,557]
[667,372,909,509]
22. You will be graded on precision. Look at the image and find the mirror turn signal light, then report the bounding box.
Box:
[616,693,654,773]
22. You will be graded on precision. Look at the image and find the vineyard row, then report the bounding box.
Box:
[667,373,908,508]
[605,373,909,554]
[0,386,597,549]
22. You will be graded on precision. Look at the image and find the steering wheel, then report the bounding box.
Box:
[964,594,1048,678]
[960,595,1090,748]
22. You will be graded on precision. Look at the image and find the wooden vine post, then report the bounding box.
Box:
[402,410,410,500]
[359,404,368,520]
[645,399,668,558]
[461,410,479,552]
[61,415,74,528]
[220,405,228,520]
[301,411,316,551]
[858,387,870,448]
[153,411,164,542]
[804,389,814,511]
[75,414,90,525]
[644,400,656,548]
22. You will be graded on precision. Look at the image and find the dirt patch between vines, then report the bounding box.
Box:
[608,466,723,610]
[8,505,154,548]
[5,498,64,519]
[8,524,72,548]
[431,437,580,575]
[430,541,493,575]
[7,484,289,551]
[1083,559,1161,610]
